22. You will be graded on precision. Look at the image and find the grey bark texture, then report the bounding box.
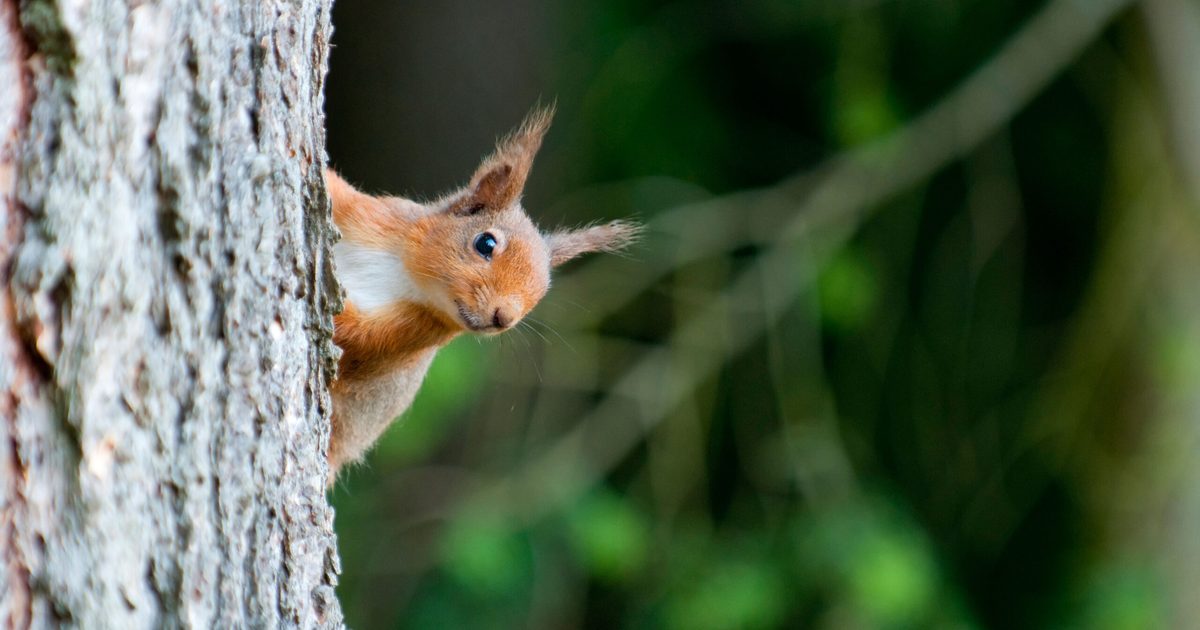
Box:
[0,0,344,627]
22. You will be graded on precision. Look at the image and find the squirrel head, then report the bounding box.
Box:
[407,106,638,334]
[332,106,639,338]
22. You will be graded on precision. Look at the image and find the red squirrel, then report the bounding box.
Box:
[325,107,637,476]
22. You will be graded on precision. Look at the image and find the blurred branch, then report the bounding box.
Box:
[1141,0,1200,205]
[956,21,1196,573]
[476,0,1137,524]
[560,0,1139,330]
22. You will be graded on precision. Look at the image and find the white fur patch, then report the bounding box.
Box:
[333,241,423,313]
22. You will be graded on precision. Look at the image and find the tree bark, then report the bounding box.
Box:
[0,0,343,627]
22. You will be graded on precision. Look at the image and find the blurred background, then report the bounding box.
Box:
[324,0,1200,627]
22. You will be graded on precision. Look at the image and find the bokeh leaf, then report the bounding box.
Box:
[441,510,529,597]
[567,488,650,582]
[666,557,786,630]
[819,248,879,331]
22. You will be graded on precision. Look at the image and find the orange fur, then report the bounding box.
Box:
[325,170,414,249]
[325,106,638,479]
[332,301,457,382]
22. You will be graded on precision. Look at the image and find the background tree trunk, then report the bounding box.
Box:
[0,0,343,627]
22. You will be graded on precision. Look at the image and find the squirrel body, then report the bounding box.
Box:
[326,108,636,477]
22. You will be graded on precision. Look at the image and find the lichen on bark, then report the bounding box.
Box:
[0,0,344,626]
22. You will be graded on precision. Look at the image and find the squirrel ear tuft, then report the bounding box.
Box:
[462,104,555,213]
[546,220,641,267]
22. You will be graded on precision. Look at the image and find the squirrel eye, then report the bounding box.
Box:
[473,232,498,260]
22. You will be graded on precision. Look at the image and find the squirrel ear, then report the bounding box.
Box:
[461,105,555,214]
[545,220,641,267]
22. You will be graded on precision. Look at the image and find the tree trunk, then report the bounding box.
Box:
[0,0,343,626]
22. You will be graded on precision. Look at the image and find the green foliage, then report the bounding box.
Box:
[832,15,901,146]
[844,523,937,624]
[566,489,650,582]
[665,557,786,630]
[818,248,880,332]
[1155,324,1200,396]
[796,497,947,627]
[441,510,529,597]
[326,0,1194,627]
[1069,565,1166,630]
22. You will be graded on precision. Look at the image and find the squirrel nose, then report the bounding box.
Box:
[492,308,512,330]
